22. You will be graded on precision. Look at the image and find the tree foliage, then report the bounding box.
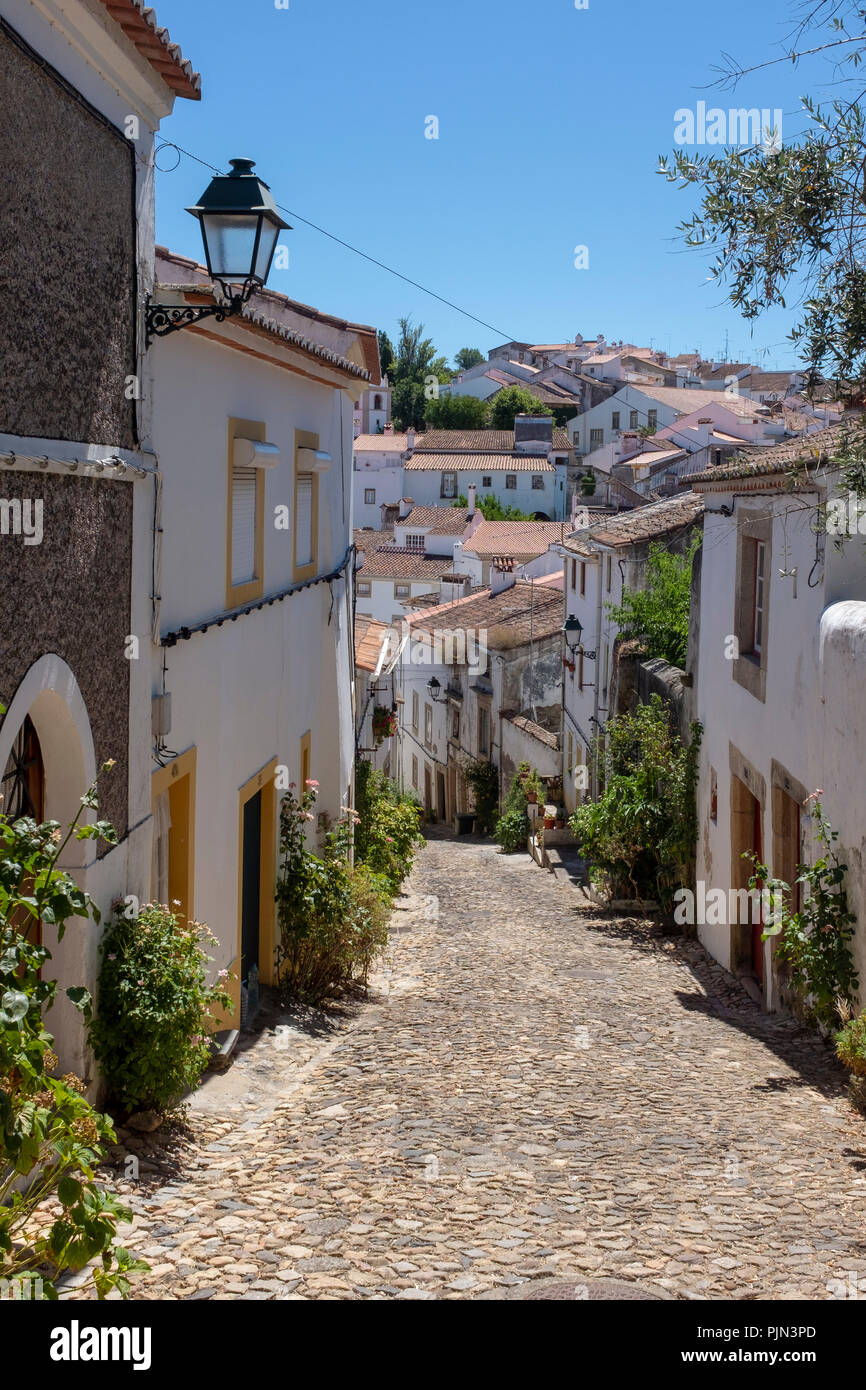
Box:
[455,347,484,371]
[658,2,866,394]
[488,384,548,429]
[607,534,700,669]
[424,393,489,429]
[451,493,534,520]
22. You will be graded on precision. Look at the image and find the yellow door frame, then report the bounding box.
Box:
[237,757,278,989]
[150,747,197,922]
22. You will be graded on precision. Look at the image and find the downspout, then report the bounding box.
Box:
[591,549,604,798]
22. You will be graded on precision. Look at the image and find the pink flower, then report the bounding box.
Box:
[217,969,229,981]
[108,954,116,961]
[306,779,319,788]
[289,782,296,789]
[305,812,315,822]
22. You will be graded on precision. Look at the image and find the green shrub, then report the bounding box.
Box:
[836,1010,866,1076]
[748,795,857,1031]
[90,904,232,1115]
[463,758,499,835]
[606,535,700,669]
[569,696,701,907]
[274,779,396,1004]
[495,769,530,852]
[0,762,147,1299]
[354,761,424,894]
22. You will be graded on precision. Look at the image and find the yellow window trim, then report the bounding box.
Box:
[293,429,320,582]
[236,757,278,992]
[226,416,266,610]
[300,729,311,789]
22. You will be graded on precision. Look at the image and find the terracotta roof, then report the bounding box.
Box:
[354,616,392,672]
[356,548,455,580]
[587,493,703,547]
[688,424,848,487]
[354,526,393,551]
[155,247,376,381]
[415,428,572,453]
[100,0,201,99]
[503,713,560,751]
[404,453,556,473]
[410,578,565,647]
[399,506,470,534]
[354,433,421,451]
[462,520,565,560]
[627,447,688,472]
[627,387,765,419]
[700,363,752,381]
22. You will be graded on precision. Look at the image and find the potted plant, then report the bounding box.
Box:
[555,805,567,829]
[372,705,397,746]
[524,770,541,805]
[543,809,556,830]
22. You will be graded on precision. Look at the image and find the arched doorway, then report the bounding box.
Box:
[2,714,45,821]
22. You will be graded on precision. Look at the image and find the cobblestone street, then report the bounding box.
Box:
[96,835,866,1301]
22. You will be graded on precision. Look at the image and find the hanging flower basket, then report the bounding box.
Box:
[372,705,398,745]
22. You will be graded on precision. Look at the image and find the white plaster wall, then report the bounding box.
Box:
[353,465,403,528]
[405,469,565,519]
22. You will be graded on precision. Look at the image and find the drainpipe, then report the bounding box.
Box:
[591,550,604,798]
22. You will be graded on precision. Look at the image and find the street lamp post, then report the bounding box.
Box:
[145,157,290,346]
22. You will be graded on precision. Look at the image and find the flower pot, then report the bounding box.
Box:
[526,792,538,805]
[543,815,555,829]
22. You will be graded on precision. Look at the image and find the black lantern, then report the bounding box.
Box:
[187,158,290,295]
[562,614,583,651]
[426,677,442,699]
[146,157,290,346]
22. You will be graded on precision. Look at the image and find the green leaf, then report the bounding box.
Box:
[58,1175,82,1207]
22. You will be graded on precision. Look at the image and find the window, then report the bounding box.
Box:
[629,410,638,429]
[647,409,657,430]
[412,755,419,789]
[590,429,603,451]
[441,471,458,498]
[374,394,382,411]
[532,475,544,490]
[478,705,490,757]
[578,649,584,691]
[752,540,766,653]
[606,554,612,592]
[424,703,433,746]
[405,534,425,551]
[451,708,460,740]
[482,475,492,487]
[294,430,320,580]
[356,580,371,597]
[570,559,577,590]
[505,474,517,490]
[580,561,586,596]
[395,582,410,600]
[227,418,265,608]
[412,690,419,731]
[611,411,620,430]
[364,487,376,505]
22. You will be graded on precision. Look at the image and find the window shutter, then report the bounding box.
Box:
[231,465,257,587]
[296,474,313,567]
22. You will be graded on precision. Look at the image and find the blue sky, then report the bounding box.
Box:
[153,0,830,369]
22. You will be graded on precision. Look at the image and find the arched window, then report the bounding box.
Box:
[374,394,382,411]
[2,714,44,821]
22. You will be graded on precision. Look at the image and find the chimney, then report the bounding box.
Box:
[618,431,641,460]
[406,427,416,451]
[490,557,516,595]
[398,496,414,521]
[467,483,476,518]
[440,573,471,605]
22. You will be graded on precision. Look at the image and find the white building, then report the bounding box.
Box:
[353,375,392,436]
[353,428,420,528]
[149,247,379,1024]
[688,425,866,1012]
[0,0,199,1078]
[403,419,571,520]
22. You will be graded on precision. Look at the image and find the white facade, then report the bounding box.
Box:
[150,251,373,1021]
[692,459,866,1011]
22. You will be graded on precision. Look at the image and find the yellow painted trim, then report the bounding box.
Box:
[226,416,266,610]
[293,428,320,582]
[151,747,197,923]
[236,757,278,990]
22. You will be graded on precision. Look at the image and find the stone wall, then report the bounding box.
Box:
[0,472,133,843]
[0,20,137,447]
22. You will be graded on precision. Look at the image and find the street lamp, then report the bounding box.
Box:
[145,157,290,346]
[426,677,443,700]
[562,613,596,663]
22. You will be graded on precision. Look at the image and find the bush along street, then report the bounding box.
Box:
[274,764,423,1005]
[0,764,147,1299]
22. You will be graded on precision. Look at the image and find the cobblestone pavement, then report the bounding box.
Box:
[86,835,866,1301]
